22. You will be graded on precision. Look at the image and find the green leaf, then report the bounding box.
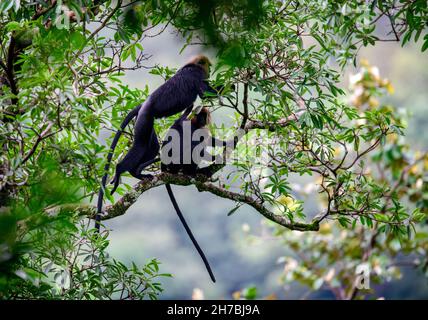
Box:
[227,205,241,216]
[242,286,257,300]
[422,34,428,52]
[70,32,85,49]
[6,21,20,32]
[0,0,14,12]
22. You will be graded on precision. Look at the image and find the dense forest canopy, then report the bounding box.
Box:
[0,0,427,299]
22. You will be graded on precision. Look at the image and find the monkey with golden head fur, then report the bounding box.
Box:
[97,55,228,228]
[96,56,226,283]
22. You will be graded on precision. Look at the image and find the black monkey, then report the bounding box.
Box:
[161,107,228,176]
[160,107,230,283]
[110,55,219,194]
[112,126,160,184]
[96,57,230,282]
[96,55,224,228]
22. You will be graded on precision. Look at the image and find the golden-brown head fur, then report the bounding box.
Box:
[188,55,211,76]
[191,107,211,128]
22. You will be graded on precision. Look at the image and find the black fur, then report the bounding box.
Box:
[96,61,226,283]
[162,108,222,283]
[109,127,159,195]
[96,61,221,229]
[165,184,216,282]
[161,108,226,176]
[159,108,228,282]
[110,63,216,193]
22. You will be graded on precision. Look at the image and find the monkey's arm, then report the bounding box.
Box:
[201,135,239,173]
[182,104,194,119]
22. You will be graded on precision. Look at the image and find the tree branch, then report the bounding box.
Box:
[5,37,18,105]
[32,0,57,20]
[75,172,319,232]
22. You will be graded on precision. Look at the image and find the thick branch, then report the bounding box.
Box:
[78,172,319,232]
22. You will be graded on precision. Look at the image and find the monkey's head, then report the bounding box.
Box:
[191,107,211,128]
[189,55,212,76]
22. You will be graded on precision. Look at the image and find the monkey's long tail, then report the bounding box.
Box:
[96,105,142,231]
[165,183,216,283]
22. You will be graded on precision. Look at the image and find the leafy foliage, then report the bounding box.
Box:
[0,158,170,299]
[248,63,428,299]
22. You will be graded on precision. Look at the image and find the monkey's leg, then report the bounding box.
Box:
[125,157,160,181]
[111,114,159,193]
[110,164,127,195]
[165,184,216,283]
[135,157,160,175]
[134,126,160,175]
[134,110,154,143]
[110,147,143,195]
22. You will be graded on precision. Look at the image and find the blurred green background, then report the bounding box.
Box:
[104,27,428,299]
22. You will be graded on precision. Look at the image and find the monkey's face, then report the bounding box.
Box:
[190,55,211,75]
[191,107,211,128]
